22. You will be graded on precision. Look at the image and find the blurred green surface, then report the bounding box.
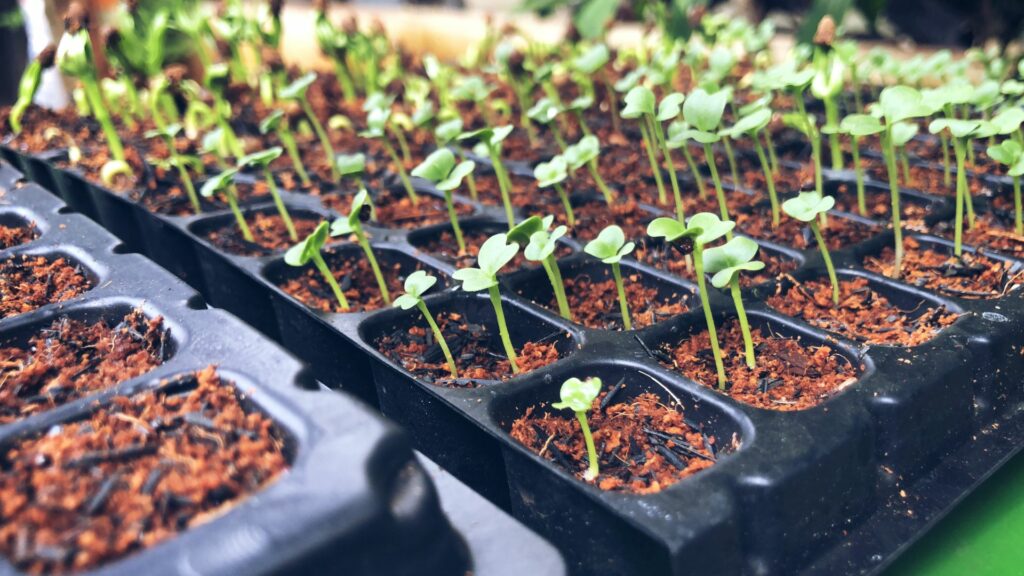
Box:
[886,452,1024,576]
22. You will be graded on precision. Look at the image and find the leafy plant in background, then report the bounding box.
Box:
[621,86,671,209]
[330,189,391,305]
[239,147,298,241]
[435,118,480,202]
[452,234,522,373]
[987,140,1024,234]
[704,236,764,370]
[281,72,339,180]
[458,126,517,228]
[647,213,734,388]
[783,191,840,304]
[534,156,576,226]
[828,113,884,216]
[928,119,994,255]
[286,221,350,311]
[144,123,201,214]
[782,112,825,201]
[203,64,245,160]
[682,88,733,225]
[412,150,475,253]
[9,45,55,134]
[722,107,779,226]
[260,110,311,187]
[361,104,419,204]
[200,168,253,242]
[584,225,636,330]
[564,136,615,205]
[570,43,618,134]
[552,376,603,481]
[314,0,356,101]
[394,271,458,379]
[509,216,572,321]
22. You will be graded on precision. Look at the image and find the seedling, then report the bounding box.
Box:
[987,140,1024,234]
[285,221,349,311]
[552,376,603,481]
[810,19,847,171]
[314,2,356,101]
[330,189,391,305]
[452,234,522,372]
[665,120,709,201]
[360,105,419,204]
[783,191,840,304]
[929,119,995,255]
[280,72,339,180]
[509,216,572,321]
[239,147,298,241]
[434,118,479,202]
[704,236,764,369]
[922,84,974,187]
[682,88,733,224]
[620,86,669,208]
[722,107,779,226]
[527,98,569,150]
[563,135,615,206]
[144,123,201,214]
[583,225,636,330]
[203,64,245,160]
[458,126,517,228]
[534,156,575,226]
[200,168,253,242]
[647,213,734,388]
[335,152,368,188]
[9,45,55,134]
[571,42,618,133]
[781,112,824,201]
[260,110,311,186]
[412,149,475,253]
[830,114,884,216]
[394,271,457,378]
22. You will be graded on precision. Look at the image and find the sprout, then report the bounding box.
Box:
[527,98,568,150]
[682,88,733,225]
[620,86,670,209]
[704,236,764,370]
[647,213,733,388]
[280,72,339,180]
[412,149,475,253]
[261,110,311,187]
[890,121,919,187]
[203,64,245,159]
[434,118,480,202]
[722,107,779,226]
[810,29,847,170]
[563,135,615,206]
[922,84,974,187]
[534,156,575,227]
[583,225,636,330]
[394,271,457,378]
[452,233,521,372]
[665,120,709,201]
[458,126,517,228]
[239,147,298,241]
[330,189,391,305]
[829,114,883,216]
[928,119,995,256]
[783,191,840,305]
[9,44,55,134]
[552,376,602,481]
[987,139,1024,234]
[144,123,201,214]
[200,168,254,242]
[781,112,824,202]
[314,2,356,101]
[286,221,349,310]
[510,216,572,321]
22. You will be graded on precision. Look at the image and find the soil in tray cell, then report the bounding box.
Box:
[201,211,323,257]
[0,366,287,575]
[0,310,167,423]
[929,212,1024,259]
[766,276,959,346]
[318,188,474,230]
[0,223,38,250]
[374,311,563,388]
[511,389,724,493]
[278,250,418,314]
[830,182,933,229]
[0,255,93,319]
[659,320,858,411]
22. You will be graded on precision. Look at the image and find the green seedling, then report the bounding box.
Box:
[922,84,974,187]
[620,86,669,208]
[200,168,253,242]
[412,149,475,253]
[781,112,825,202]
[285,221,349,310]
[583,225,636,330]
[314,3,356,101]
[203,64,245,160]
[890,121,919,187]
[239,147,298,241]
[360,105,418,204]
[552,376,603,481]
[394,270,457,378]
[527,98,569,150]
[665,120,709,200]
[647,213,734,388]
[260,110,311,187]
[510,216,572,321]
[571,42,618,133]
[704,236,764,369]
[458,126,516,228]
[144,123,201,214]
[563,135,615,206]
[682,88,733,225]
[783,191,840,304]
[330,189,391,305]
[929,119,995,255]
[281,72,339,180]
[452,233,522,372]
[9,45,55,134]
[722,107,779,226]
[987,139,1024,234]
[534,156,575,227]
[435,118,479,201]
[831,114,884,216]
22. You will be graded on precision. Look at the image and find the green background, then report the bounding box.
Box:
[886,452,1024,575]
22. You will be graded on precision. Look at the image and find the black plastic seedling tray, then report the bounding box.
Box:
[0,161,566,576]
[3,141,1024,576]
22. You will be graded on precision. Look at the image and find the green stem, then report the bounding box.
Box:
[550,123,568,152]
[952,138,967,256]
[356,226,391,305]
[576,411,599,481]
[695,245,728,389]
[226,186,254,242]
[884,126,904,277]
[611,262,632,330]
[587,159,615,205]
[601,73,620,135]
[940,132,952,187]
[703,143,732,234]
[825,96,842,170]
[652,117,684,221]
[301,98,339,180]
[313,252,349,310]
[491,150,516,229]
[729,278,756,370]
[899,147,911,186]
[382,138,418,204]
[444,190,466,253]
[174,157,201,214]
[574,109,593,137]
[752,135,778,227]
[811,220,839,305]
[764,129,781,178]
[639,119,667,205]
[488,285,519,373]
[811,127,824,198]
[722,136,741,188]
[418,301,457,378]
[278,127,311,186]
[1014,175,1022,235]
[212,94,244,159]
[553,182,575,226]
[681,144,707,199]
[542,257,573,321]
[81,77,125,163]
[391,125,412,165]
[851,135,867,216]
[263,167,297,241]
[333,59,357,101]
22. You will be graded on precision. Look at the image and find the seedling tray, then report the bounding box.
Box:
[3,141,1024,575]
[0,161,565,576]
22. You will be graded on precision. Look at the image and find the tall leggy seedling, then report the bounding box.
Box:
[412,149,475,253]
[682,89,733,225]
[240,147,298,240]
[9,45,55,134]
[200,169,253,242]
[647,213,734,388]
[203,64,245,160]
[704,237,765,370]
[394,271,457,378]
[552,376,603,481]
[928,119,995,255]
[458,126,517,228]
[361,105,419,204]
[452,234,522,372]
[620,86,669,208]
[722,107,779,226]
[783,191,839,304]
[830,114,884,216]
[285,221,349,311]
[144,123,201,214]
[564,135,615,205]
[260,110,311,187]
[987,139,1024,234]
[583,225,636,330]
[281,72,339,180]
[534,156,575,226]
[509,216,572,321]
[330,189,391,305]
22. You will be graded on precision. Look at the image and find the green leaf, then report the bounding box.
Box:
[524,226,566,261]
[260,110,285,134]
[646,217,693,242]
[435,118,463,146]
[451,267,497,292]
[534,156,569,188]
[239,147,283,168]
[451,76,493,103]
[565,95,594,112]
[683,88,728,133]
[687,212,735,245]
[621,86,656,119]
[330,189,373,236]
[527,98,561,125]
[656,93,685,122]
[725,107,771,137]
[928,118,993,140]
[552,376,602,412]
[703,236,765,289]
[839,114,883,137]
[437,160,475,192]
[279,72,317,100]
[573,44,610,75]
[200,168,238,198]
[889,122,919,147]
[403,269,438,299]
[563,136,600,170]
[781,112,816,137]
[476,233,520,276]
[987,140,1023,166]
[334,153,367,178]
[393,293,421,310]
[508,215,554,245]
[990,107,1024,135]
[584,225,634,264]
[285,221,330,266]
[572,0,619,40]
[412,149,457,184]
[782,190,835,222]
[878,86,933,124]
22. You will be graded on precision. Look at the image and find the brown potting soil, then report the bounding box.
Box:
[0,255,92,319]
